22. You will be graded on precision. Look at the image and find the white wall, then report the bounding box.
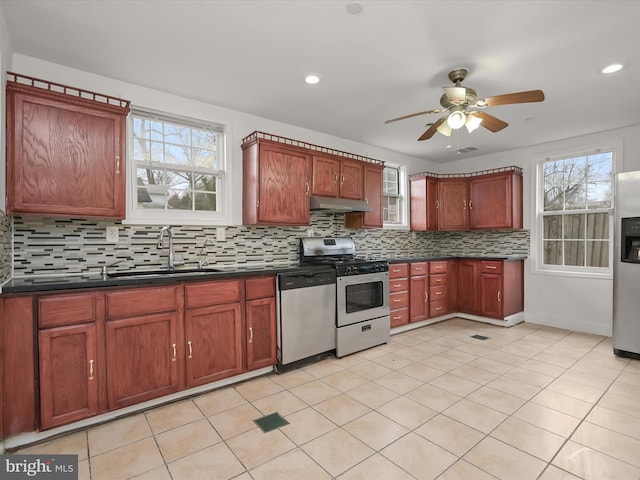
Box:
[0,7,13,213]
[439,124,640,336]
[9,55,437,225]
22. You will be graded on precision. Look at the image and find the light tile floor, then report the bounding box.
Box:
[16,318,640,480]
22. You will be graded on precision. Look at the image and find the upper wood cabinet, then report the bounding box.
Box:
[469,172,523,230]
[410,168,523,231]
[410,176,438,231]
[243,138,312,225]
[345,163,384,229]
[311,154,363,200]
[5,73,130,219]
[438,179,469,231]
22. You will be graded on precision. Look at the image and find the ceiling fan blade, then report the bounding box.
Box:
[479,90,545,107]
[384,108,442,124]
[474,111,508,132]
[418,117,446,141]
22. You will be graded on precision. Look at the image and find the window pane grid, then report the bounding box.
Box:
[540,150,612,269]
[133,111,223,212]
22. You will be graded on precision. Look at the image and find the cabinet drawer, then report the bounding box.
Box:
[429,261,448,274]
[430,300,448,317]
[389,263,409,278]
[185,279,243,308]
[390,278,409,292]
[410,262,428,276]
[105,286,178,319]
[430,285,448,301]
[390,291,409,309]
[480,261,503,274]
[246,276,275,300]
[390,308,409,328]
[38,292,98,328]
[429,274,447,286]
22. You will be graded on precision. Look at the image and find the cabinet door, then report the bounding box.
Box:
[438,179,468,230]
[409,275,429,322]
[106,312,180,409]
[184,303,243,387]
[6,86,126,218]
[447,260,459,313]
[457,260,479,314]
[39,324,99,429]
[346,164,384,229]
[340,159,364,200]
[312,154,339,197]
[246,297,277,371]
[258,143,311,225]
[480,274,503,319]
[410,176,438,231]
[469,172,522,229]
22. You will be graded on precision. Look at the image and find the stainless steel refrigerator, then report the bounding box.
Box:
[613,171,640,358]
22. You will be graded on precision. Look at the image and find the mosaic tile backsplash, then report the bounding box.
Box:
[11,214,530,277]
[0,213,11,282]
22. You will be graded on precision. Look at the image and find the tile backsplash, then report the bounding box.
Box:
[10,214,529,277]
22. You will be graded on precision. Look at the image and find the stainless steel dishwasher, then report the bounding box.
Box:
[276,268,336,371]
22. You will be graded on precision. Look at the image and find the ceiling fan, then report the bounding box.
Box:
[385,68,545,141]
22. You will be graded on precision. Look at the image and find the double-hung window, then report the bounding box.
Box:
[538,148,614,274]
[383,164,408,228]
[126,109,229,225]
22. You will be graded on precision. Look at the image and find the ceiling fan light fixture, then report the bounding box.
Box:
[465,114,483,133]
[436,121,452,137]
[447,110,466,129]
[443,86,466,104]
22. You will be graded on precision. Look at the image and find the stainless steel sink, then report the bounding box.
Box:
[107,267,221,278]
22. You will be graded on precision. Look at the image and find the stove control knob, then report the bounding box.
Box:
[353,265,359,274]
[345,266,353,275]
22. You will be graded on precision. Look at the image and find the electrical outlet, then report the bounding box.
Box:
[106,226,119,243]
[307,229,314,237]
[216,227,226,241]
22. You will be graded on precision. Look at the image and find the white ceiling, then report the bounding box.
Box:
[2,0,639,163]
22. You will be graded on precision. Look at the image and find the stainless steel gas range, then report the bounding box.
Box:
[300,237,390,357]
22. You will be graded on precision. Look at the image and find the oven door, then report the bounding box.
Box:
[337,271,390,327]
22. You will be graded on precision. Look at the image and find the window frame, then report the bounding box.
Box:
[383,163,409,229]
[123,107,232,226]
[533,143,620,278]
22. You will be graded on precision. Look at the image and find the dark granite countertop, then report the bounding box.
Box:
[1,255,528,295]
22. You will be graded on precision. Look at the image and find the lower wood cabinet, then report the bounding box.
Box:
[409,262,429,322]
[457,259,480,314]
[106,311,181,409]
[5,274,278,435]
[389,263,409,328]
[39,323,99,429]
[185,303,243,387]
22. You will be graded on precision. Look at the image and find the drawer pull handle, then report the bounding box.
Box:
[393,315,402,320]
[172,343,177,362]
[393,268,401,273]
[187,341,193,359]
[393,283,402,288]
[436,306,443,311]
[249,327,254,343]
[393,298,402,303]
[436,291,443,295]
[89,359,94,380]
[485,265,497,270]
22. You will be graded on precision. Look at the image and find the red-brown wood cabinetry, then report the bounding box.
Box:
[311,154,364,200]
[457,259,479,314]
[469,172,523,229]
[389,263,409,328]
[409,262,429,322]
[5,74,129,218]
[243,139,312,225]
[345,163,384,229]
[478,260,524,319]
[438,179,469,231]
[410,176,439,231]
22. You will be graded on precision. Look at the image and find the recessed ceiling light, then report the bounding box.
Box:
[601,63,623,74]
[304,74,320,85]
[346,2,363,14]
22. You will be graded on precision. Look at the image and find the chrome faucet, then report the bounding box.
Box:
[157,226,175,270]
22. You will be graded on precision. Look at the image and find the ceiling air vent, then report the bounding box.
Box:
[455,146,479,154]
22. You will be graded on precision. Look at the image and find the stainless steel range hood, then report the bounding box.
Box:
[310,195,372,213]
